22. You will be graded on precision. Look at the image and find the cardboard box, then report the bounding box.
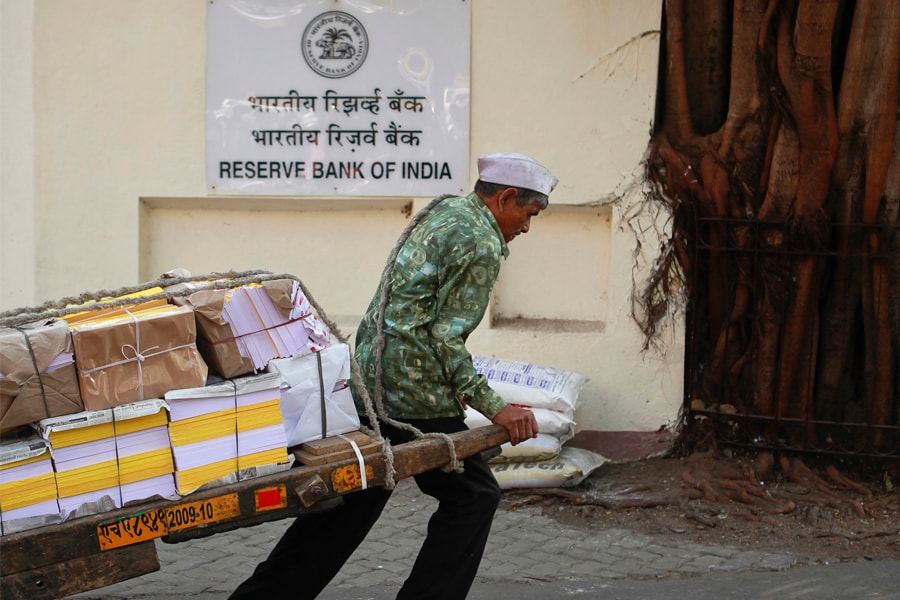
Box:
[72,305,208,410]
[0,319,84,431]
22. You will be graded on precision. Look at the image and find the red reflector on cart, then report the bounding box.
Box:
[255,486,287,512]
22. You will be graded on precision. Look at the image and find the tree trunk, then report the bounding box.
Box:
[645,0,900,454]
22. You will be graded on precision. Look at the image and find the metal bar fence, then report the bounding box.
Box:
[683,214,900,459]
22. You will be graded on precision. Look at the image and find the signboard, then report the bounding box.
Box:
[206,0,471,197]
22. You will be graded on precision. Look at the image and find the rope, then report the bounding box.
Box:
[14,325,52,420]
[0,269,277,328]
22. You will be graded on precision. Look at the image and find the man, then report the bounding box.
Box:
[228,152,557,600]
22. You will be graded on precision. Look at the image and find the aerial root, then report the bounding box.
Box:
[679,452,795,514]
[780,457,867,518]
[825,465,873,499]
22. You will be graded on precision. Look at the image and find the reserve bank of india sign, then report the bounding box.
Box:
[207,1,470,197]
[302,12,368,79]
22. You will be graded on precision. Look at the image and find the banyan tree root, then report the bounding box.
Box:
[864,493,900,513]
[679,451,797,515]
[779,457,868,518]
[825,464,874,499]
[805,527,900,542]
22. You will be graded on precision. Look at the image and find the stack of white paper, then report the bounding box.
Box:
[37,409,121,518]
[37,399,175,518]
[221,281,330,371]
[267,343,360,447]
[47,351,75,371]
[0,433,61,534]
[165,373,291,495]
[112,400,177,505]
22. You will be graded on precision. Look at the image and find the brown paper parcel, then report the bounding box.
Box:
[176,279,297,379]
[72,305,208,410]
[0,320,84,431]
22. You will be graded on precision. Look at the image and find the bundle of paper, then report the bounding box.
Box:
[36,399,176,519]
[0,319,84,431]
[71,304,208,410]
[36,408,119,519]
[111,400,177,505]
[60,287,169,327]
[165,373,291,496]
[0,433,61,535]
[267,343,360,448]
[175,279,330,379]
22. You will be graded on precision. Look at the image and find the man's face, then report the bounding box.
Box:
[495,195,544,243]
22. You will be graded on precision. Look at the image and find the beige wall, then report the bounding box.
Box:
[0,0,683,433]
[1,0,36,308]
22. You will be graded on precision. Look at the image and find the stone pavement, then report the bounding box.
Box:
[69,477,831,600]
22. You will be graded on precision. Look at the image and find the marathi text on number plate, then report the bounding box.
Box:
[97,494,240,550]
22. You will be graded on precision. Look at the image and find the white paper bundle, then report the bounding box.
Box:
[37,399,173,518]
[220,281,330,372]
[165,373,291,495]
[37,408,122,518]
[267,343,360,447]
[0,434,62,534]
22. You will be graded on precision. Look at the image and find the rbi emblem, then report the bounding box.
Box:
[302,11,368,79]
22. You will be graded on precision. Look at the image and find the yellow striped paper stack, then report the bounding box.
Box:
[0,433,61,534]
[165,372,291,496]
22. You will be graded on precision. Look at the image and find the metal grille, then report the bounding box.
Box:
[683,214,900,459]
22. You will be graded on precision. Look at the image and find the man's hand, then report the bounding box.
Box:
[491,405,538,446]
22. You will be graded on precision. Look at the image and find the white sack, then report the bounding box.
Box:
[473,355,587,413]
[490,447,608,490]
[488,433,562,463]
[465,406,576,442]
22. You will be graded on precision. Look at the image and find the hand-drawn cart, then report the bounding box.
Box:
[0,270,509,599]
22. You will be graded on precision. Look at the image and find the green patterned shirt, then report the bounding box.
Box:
[352,192,509,420]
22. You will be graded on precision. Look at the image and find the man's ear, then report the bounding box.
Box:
[498,187,518,208]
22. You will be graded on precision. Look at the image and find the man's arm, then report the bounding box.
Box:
[427,242,505,415]
[428,242,538,444]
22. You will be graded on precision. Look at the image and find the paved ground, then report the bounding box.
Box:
[70,478,899,600]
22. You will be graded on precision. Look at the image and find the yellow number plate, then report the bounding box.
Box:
[97,508,168,551]
[165,494,240,532]
[97,494,241,550]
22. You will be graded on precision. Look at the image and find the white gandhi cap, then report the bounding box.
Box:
[477,153,559,196]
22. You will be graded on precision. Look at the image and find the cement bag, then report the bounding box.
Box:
[464,406,576,442]
[488,433,562,464]
[473,356,587,413]
[490,447,608,490]
[267,343,360,447]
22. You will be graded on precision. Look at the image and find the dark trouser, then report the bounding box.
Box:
[227,417,502,600]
